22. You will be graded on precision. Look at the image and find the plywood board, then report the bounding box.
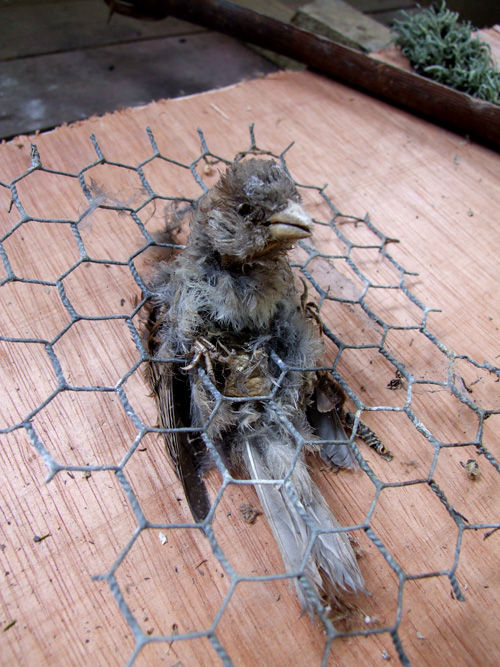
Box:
[0,70,499,667]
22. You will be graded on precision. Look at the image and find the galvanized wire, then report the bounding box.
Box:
[1,124,499,667]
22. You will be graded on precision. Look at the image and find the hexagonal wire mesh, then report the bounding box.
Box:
[1,124,499,666]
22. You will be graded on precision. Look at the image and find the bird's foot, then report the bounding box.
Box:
[299,277,324,334]
[182,337,233,383]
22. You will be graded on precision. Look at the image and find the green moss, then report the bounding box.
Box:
[392,2,500,105]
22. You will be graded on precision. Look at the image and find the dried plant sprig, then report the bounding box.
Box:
[392,2,500,105]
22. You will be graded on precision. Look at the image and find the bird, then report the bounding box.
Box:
[144,158,364,614]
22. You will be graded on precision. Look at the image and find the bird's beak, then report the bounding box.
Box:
[267,200,313,241]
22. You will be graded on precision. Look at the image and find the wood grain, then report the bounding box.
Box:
[0,70,499,666]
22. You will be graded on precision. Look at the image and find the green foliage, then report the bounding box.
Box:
[392,2,500,105]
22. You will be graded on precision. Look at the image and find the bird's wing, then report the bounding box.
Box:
[146,308,211,523]
[307,372,359,470]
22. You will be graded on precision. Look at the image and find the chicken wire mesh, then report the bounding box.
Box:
[1,124,499,667]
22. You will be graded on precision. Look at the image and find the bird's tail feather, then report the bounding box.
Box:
[243,441,364,615]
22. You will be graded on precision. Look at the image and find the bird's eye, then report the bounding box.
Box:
[238,203,255,217]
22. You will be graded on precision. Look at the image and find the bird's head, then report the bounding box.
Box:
[194,159,313,263]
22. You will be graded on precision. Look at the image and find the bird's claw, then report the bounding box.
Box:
[182,337,233,383]
[304,301,323,334]
[299,277,324,334]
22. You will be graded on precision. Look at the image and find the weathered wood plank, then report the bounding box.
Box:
[232,0,306,69]
[0,32,276,139]
[346,0,416,11]
[0,0,205,61]
[232,0,302,22]
[293,0,392,52]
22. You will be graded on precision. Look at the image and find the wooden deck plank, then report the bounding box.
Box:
[293,0,392,52]
[347,0,416,11]
[0,70,499,666]
[0,32,276,139]
[0,0,205,61]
